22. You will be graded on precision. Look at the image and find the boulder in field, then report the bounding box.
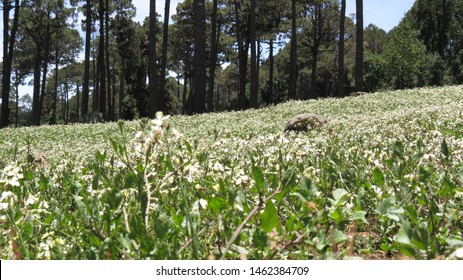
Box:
[284,113,328,133]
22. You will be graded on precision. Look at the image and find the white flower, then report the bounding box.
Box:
[235,175,250,186]
[0,191,14,201]
[192,199,208,211]
[55,237,66,246]
[26,194,37,206]
[371,185,383,196]
[39,201,49,210]
[152,119,163,127]
[134,131,142,139]
[456,248,463,259]
[212,161,224,172]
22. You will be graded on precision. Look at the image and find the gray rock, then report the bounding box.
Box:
[284,113,328,132]
[350,91,368,97]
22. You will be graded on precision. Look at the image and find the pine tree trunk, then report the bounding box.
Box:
[1,0,20,128]
[105,0,112,120]
[249,0,258,108]
[81,0,91,119]
[76,83,80,121]
[309,3,322,100]
[38,16,51,125]
[355,0,364,92]
[31,46,42,126]
[309,49,318,99]
[148,0,157,117]
[98,0,106,119]
[159,0,171,113]
[288,0,298,100]
[51,53,59,125]
[93,46,99,113]
[269,38,274,101]
[14,69,20,127]
[119,58,125,119]
[192,0,207,113]
[207,0,218,112]
[234,0,248,110]
[338,0,346,97]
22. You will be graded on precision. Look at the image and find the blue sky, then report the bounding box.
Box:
[345,0,415,31]
[131,0,415,32]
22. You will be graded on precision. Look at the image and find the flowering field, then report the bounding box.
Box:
[1,86,463,260]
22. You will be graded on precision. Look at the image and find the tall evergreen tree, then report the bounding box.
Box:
[148,0,157,116]
[81,0,92,119]
[1,0,21,128]
[355,0,364,92]
[207,0,219,112]
[192,0,206,113]
[308,2,322,100]
[337,0,346,97]
[105,0,112,120]
[288,0,298,100]
[234,0,248,110]
[249,0,258,108]
[97,0,106,118]
[159,0,170,113]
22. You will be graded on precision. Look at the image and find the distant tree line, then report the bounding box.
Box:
[1,0,462,128]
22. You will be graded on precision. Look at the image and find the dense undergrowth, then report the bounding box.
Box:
[1,86,462,259]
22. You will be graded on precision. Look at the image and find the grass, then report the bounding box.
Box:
[0,86,462,259]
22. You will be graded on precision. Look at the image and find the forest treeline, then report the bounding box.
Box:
[1,0,462,127]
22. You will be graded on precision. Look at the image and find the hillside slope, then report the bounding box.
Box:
[0,86,462,259]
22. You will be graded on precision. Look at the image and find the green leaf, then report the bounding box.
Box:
[208,197,227,214]
[350,210,369,224]
[184,140,193,154]
[124,173,137,189]
[22,221,33,240]
[285,214,297,232]
[394,223,413,246]
[440,138,450,158]
[43,213,56,226]
[372,167,385,186]
[328,229,348,244]
[172,212,183,227]
[154,213,170,240]
[259,202,279,233]
[419,165,431,181]
[380,243,392,251]
[445,239,463,248]
[438,176,455,197]
[300,176,311,190]
[331,188,348,206]
[297,177,311,201]
[39,173,49,190]
[385,207,404,222]
[376,197,394,215]
[234,190,249,213]
[393,140,404,158]
[282,168,296,188]
[95,150,106,162]
[252,165,265,191]
[405,206,419,224]
[414,226,430,250]
[252,228,268,249]
[329,207,343,222]
[398,244,419,258]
